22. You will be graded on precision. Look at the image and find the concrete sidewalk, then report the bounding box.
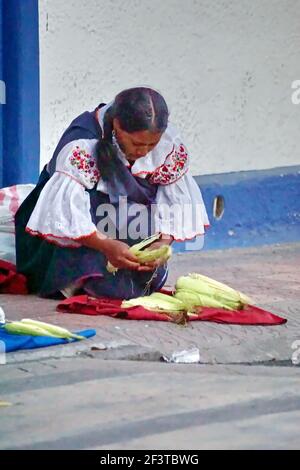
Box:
[1,359,299,450]
[1,242,299,365]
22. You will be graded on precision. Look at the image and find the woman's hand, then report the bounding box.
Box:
[101,239,155,272]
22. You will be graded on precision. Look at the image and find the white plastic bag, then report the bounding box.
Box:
[0,184,35,263]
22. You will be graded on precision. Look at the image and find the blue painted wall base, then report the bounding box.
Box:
[173,165,300,252]
[2,0,40,186]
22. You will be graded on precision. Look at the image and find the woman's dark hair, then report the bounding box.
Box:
[96,87,169,179]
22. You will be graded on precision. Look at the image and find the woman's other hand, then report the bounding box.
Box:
[101,239,140,270]
[80,232,139,271]
[101,239,155,272]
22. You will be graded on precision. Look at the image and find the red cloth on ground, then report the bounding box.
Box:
[57,292,287,325]
[0,259,28,294]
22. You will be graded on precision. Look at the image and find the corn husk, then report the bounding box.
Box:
[129,233,161,255]
[122,292,187,324]
[122,292,185,312]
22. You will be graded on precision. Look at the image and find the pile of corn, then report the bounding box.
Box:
[107,233,172,274]
[108,236,252,323]
[2,319,84,341]
[121,272,253,324]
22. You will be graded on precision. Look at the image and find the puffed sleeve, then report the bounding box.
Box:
[153,171,210,241]
[150,139,210,241]
[26,139,100,247]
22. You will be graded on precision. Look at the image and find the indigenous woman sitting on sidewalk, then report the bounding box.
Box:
[15,87,209,299]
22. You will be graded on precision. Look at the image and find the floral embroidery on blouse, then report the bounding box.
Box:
[149,144,188,185]
[69,147,100,185]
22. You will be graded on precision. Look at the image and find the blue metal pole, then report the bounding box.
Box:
[0,0,4,187]
[3,0,40,186]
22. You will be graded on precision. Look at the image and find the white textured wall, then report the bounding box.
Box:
[39,0,300,175]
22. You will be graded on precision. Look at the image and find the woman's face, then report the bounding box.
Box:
[113,118,163,161]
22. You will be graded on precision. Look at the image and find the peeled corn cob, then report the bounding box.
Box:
[3,321,64,338]
[20,319,84,341]
[3,319,84,341]
[107,233,172,273]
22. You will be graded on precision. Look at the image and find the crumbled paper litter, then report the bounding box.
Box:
[162,347,201,364]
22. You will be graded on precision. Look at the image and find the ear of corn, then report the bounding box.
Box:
[175,273,252,310]
[3,319,84,341]
[175,283,241,310]
[173,290,206,311]
[107,233,172,273]
[175,289,238,310]
[3,321,63,338]
[20,319,85,341]
[187,273,252,304]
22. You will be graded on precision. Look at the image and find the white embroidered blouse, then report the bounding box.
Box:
[26,104,209,247]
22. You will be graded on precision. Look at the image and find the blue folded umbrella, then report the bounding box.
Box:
[0,327,96,353]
